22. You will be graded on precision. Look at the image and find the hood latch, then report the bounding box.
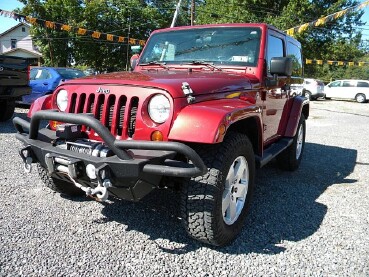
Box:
[182,82,195,103]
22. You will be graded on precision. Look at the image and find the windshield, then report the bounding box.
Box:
[55,68,86,79]
[139,27,262,67]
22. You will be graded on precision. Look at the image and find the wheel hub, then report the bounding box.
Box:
[222,156,249,225]
[296,124,304,159]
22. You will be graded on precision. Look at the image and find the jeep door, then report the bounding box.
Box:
[262,30,302,143]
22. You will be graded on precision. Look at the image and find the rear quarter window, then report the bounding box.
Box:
[287,41,303,77]
[357,81,369,87]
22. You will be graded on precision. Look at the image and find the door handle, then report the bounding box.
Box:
[43,82,48,85]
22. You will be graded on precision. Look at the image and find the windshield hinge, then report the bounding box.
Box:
[182,82,195,103]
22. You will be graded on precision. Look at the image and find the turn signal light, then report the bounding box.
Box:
[151,131,163,141]
[50,121,62,130]
[218,124,226,136]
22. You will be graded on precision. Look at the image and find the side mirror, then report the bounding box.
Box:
[130,54,139,71]
[131,45,142,54]
[270,57,293,76]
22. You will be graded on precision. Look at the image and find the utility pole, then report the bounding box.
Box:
[125,11,132,71]
[190,0,195,26]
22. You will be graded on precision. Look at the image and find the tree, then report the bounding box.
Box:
[18,0,175,70]
[195,0,368,80]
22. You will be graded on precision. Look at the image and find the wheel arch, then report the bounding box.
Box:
[284,96,309,137]
[168,99,262,145]
[27,94,53,118]
[226,116,263,157]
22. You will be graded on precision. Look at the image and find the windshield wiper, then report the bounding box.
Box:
[183,60,222,71]
[138,61,169,69]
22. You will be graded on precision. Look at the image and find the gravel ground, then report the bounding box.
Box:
[1,100,369,276]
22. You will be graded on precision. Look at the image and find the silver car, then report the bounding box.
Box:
[291,78,325,100]
[302,78,325,100]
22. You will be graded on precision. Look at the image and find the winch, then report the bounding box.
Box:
[56,139,114,158]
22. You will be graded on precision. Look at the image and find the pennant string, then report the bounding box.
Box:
[285,0,369,36]
[0,9,145,45]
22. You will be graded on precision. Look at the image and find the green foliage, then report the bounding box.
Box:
[18,0,174,70]
[196,0,369,80]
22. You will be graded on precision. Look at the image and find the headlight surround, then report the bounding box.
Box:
[148,94,171,123]
[56,89,68,111]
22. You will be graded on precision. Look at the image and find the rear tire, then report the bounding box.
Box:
[37,164,84,196]
[277,114,306,171]
[355,93,366,103]
[0,100,15,122]
[180,132,255,246]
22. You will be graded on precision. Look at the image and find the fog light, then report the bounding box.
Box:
[86,164,97,179]
[151,131,163,141]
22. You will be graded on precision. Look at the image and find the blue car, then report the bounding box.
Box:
[21,67,86,105]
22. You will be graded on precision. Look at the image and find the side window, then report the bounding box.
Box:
[267,34,284,73]
[40,69,51,80]
[30,69,38,80]
[357,81,369,87]
[330,81,341,87]
[287,41,302,77]
[33,69,51,80]
[342,81,355,87]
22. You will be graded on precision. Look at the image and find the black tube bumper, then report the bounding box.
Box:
[13,110,207,182]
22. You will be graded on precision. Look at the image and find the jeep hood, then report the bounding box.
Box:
[64,71,255,98]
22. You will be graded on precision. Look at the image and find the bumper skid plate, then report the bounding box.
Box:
[13,111,207,201]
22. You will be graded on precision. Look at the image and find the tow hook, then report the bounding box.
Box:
[87,165,112,202]
[44,153,113,202]
[86,179,112,202]
[66,172,112,202]
[20,146,33,173]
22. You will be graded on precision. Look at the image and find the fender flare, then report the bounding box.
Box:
[27,94,53,118]
[168,99,262,144]
[284,96,309,137]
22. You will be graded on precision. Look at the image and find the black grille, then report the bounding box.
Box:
[128,97,139,138]
[69,92,139,138]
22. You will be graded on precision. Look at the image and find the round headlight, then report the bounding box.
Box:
[56,89,68,111]
[148,94,170,123]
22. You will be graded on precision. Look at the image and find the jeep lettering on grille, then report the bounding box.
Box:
[96,87,110,94]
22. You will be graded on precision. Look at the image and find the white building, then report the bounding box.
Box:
[0,22,42,64]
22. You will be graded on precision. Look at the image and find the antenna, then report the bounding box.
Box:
[170,0,182,28]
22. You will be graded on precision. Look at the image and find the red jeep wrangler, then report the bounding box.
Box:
[14,23,309,246]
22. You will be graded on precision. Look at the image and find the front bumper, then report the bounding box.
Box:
[13,110,207,201]
[0,86,30,99]
[312,92,325,98]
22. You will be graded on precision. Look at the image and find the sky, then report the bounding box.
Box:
[1,0,369,36]
[0,0,24,34]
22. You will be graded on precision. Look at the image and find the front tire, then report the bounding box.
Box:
[277,114,306,171]
[180,132,255,246]
[0,100,15,122]
[303,90,312,100]
[37,164,84,196]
